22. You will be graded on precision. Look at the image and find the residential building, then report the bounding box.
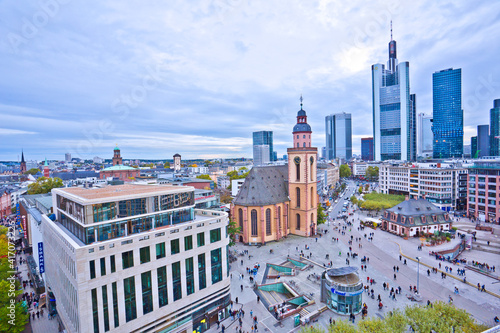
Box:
[361,138,374,161]
[44,184,231,333]
[467,158,500,223]
[93,156,104,164]
[252,145,270,166]
[372,30,416,161]
[216,175,230,189]
[381,197,452,237]
[231,179,245,197]
[173,154,181,172]
[65,153,72,162]
[490,99,500,156]
[317,163,340,193]
[432,68,463,159]
[325,113,352,161]
[0,189,11,218]
[252,131,274,162]
[379,162,467,211]
[351,161,381,178]
[417,113,433,158]
[477,125,490,158]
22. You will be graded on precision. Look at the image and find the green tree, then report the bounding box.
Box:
[317,204,327,225]
[24,168,39,175]
[0,227,29,332]
[196,174,212,180]
[350,195,358,205]
[227,219,242,247]
[164,161,170,168]
[365,166,379,181]
[27,177,63,194]
[358,185,363,194]
[339,164,352,178]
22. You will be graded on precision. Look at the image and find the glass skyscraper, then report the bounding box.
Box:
[372,34,416,161]
[361,137,374,161]
[252,131,274,162]
[325,113,352,161]
[490,99,500,156]
[432,68,463,159]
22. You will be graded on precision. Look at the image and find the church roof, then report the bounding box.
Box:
[233,165,289,206]
[101,165,137,172]
[293,123,311,132]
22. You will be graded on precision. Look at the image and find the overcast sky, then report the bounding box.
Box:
[1,0,499,161]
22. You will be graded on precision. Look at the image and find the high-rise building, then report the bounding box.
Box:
[173,153,181,172]
[490,99,500,156]
[372,26,416,161]
[471,137,478,159]
[44,184,231,333]
[65,153,72,162]
[432,68,463,159]
[477,125,490,158]
[252,145,270,166]
[252,131,274,162]
[361,138,374,161]
[417,113,433,158]
[325,113,352,161]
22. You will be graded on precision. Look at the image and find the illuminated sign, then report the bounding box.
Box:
[38,242,45,274]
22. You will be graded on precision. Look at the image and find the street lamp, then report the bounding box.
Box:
[416,256,421,295]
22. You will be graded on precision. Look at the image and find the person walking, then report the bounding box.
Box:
[394,273,397,280]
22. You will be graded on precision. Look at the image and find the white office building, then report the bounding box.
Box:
[417,113,433,158]
[43,184,231,333]
[253,145,270,166]
[379,162,467,211]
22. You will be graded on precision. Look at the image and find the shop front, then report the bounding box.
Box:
[321,267,363,315]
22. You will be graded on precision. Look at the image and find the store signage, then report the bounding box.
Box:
[38,242,45,273]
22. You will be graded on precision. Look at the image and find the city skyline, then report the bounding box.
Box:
[1,1,500,160]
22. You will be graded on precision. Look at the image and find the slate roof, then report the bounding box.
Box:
[233,165,289,206]
[382,198,450,227]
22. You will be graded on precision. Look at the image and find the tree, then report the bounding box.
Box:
[350,195,358,205]
[24,168,39,175]
[0,227,29,332]
[196,174,212,180]
[164,161,170,168]
[227,219,242,246]
[317,204,327,225]
[339,164,352,178]
[365,166,379,181]
[358,185,363,194]
[27,177,63,195]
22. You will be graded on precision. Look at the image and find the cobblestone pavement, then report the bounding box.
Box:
[207,182,500,332]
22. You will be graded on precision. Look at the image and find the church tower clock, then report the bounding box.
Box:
[288,96,318,237]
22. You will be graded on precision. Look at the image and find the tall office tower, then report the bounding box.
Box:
[432,68,463,159]
[490,99,500,156]
[417,113,433,158]
[252,145,270,166]
[477,125,490,158]
[44,184,231,333]
[252,131,274,162]
[372,26,416,161]
[65,153,71,162]
[325,113,352,161]
[361,138,374,161]
[471,136,478,158]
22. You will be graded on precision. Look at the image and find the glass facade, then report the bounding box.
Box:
[253,131,274,162]
[141,271,153,315]
[198,253,206,290]
[325,113,352,160]
[156,242,166,259]
[490,99,500,156]
[210,228,221,243]
[432,68,463,158]
[211,248,222,284]
[157,266,168,307]
[172,261,182,301]
[186,257,195,295]
[361,137,374,161]
[124,276,137,322]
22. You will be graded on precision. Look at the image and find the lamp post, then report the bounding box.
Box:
[416,256,421,295]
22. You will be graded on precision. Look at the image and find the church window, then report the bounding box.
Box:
[296,164,300,180]
[297,143,299,147]
[265,209,271,235]
[251,210,258,236]
[303,143,306,147]
[277,206,281,229]
[296,214,301,230]
[238,208,243,230]
[296,188,301,208]
[303,135,305,139]
[311,187,314,208]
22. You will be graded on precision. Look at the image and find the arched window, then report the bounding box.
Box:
[251,210,258,236]
[296,163,300,180]
[277,206,281,229]
[296,214,301,230]
[297,143,299,147]
[265,208,271,235]
[303,142,306,147]
[310,159,314,181]
[311,213,314,225]
[238,208,243,230]
[296,187,301,208]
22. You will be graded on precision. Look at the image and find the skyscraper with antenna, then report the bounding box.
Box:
[371,21,416,161]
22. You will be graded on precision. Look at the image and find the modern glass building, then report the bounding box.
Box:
[432,68,463,159]
[320,267,363,315]
[253,131,274,162]
[372,35,416,161]
[325,113,352,161]
[417,113,433,158]
[471,136,478,159]
[361,137,374,161]
[477,125,490,158]
[490,99,500,156]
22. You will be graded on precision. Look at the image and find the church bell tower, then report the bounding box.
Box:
[288,96,318,237]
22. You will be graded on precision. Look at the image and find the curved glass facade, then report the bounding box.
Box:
[321,271,363,315]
